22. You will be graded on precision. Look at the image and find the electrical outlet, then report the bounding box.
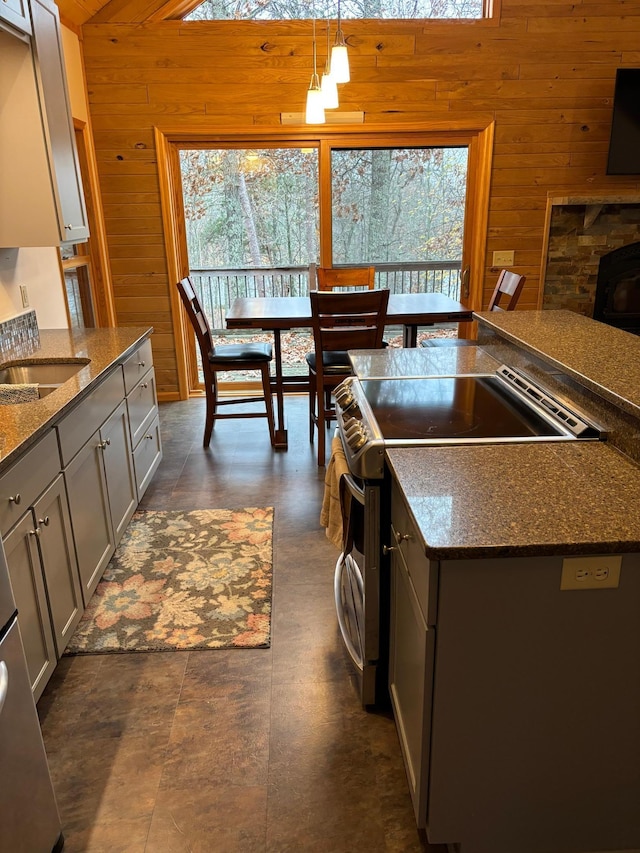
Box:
[19,285,29,308]
[560,555,622,590]
[492,250,515,267]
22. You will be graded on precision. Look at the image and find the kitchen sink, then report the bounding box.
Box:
[0,360,90,398]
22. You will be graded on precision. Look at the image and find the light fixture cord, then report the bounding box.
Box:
[324,19,331,73]
[313,16,318,77]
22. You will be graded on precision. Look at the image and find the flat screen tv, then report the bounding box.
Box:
[607,68,640,175]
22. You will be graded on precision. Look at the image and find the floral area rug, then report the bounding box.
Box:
[64,508,273,654]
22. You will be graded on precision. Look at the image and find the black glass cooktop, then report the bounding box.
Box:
[360,376,564,441]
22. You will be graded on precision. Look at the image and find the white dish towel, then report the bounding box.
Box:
[0,383,39,403]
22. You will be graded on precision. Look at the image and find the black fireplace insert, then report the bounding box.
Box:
[593,241,640,333]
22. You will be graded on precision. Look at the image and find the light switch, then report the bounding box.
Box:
[492,251,515,266]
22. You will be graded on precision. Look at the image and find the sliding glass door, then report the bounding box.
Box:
[176,132,473,388]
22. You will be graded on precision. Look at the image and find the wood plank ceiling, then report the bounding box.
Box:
[56,0,198,27]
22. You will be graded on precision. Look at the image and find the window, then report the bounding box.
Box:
[331,147,468,265]
[185,0,485,21]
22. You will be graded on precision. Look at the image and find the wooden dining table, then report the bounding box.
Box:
[225,292,473,448]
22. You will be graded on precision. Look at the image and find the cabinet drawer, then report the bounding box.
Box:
[133,415,162,499]
[0,430,60,535]
[127,367,157,447]
[123,339,153,395]
[391,481,438,626]
[57,368,125,466]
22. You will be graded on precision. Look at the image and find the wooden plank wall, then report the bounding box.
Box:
[81,7,640,397]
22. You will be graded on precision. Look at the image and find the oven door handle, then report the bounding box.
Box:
[341,472,365,505]
[334,554,364,672]
[339,472,365,554]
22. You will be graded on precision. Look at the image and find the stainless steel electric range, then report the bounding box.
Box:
[332,364,604,707]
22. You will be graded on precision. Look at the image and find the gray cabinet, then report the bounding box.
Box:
[64,430,114,602]
[126,365,162,499]
[0,336,161,698]
[0,0,31,36]
[30,0,88,243]
[3,514,56,701]
[62,391,136,603]
[101,399,137,542]
[0,0,87,247]
[389,475,640,852]
[0,433,81,700]
[388,478,436,828]
[32,474,83,657]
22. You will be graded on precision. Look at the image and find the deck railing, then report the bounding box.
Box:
[190,261,462,331]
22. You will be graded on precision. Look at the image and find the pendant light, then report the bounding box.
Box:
[321,20,339,109]
[305,16,326,124]
[331,0,350,84]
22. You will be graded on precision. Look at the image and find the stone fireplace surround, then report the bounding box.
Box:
[542,196,640,319]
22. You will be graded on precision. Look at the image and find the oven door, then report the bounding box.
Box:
[334,471,387,707]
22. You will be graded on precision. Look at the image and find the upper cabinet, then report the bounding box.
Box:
[30,0,88,243]
[0,0,31,37]
[0,0,89,247]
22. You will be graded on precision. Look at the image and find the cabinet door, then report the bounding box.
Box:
[29,0,88,242]
[33,474,83,657]
[389,546,435,829]
[3,513,57,701]
[101,399,137,544]
[64,433,114,603]
[132,414,162,499]
[0,0,31,36]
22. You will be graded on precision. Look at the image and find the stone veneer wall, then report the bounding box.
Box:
[543,201,640,317]
[0,310,40,357]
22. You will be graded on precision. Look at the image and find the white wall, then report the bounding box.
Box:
[0,248,69,327]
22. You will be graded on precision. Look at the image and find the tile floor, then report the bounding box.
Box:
[37,395,440,852]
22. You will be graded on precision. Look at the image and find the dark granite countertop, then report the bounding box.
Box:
[349,345,501,377]
[387,441,640,560]
[475,309,640,419]
[0,327,152,472]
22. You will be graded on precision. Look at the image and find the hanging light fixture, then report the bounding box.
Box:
[331,0,350,84]
[305,16,326,124]
[321,19,339,109]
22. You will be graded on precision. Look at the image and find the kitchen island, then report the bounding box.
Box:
[351,312,640,853]
[0,326,162,699]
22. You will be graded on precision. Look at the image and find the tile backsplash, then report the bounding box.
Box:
[0,310,40,358]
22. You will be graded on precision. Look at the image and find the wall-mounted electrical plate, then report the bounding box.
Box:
[19,285,29,308]
[560,555,622,590]
[492,251,515,266]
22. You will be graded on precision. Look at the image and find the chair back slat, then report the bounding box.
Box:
[316,266,376,292]
[310,289,389,354]
[488,269,526,311]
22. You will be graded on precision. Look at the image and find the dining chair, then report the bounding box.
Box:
[422,269,526,348]
[310,265,378,413]
[306,288,390,466]
[176,277,275,448]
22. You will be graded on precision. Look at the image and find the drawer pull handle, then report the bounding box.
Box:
[29,527,41,537]
[8,494,21,505]
[98,438,111,450]
[39,516,50,527]
[140,382,148,389]
[138,361,146,368]
[145,434,154,440]
[382,544,396,556]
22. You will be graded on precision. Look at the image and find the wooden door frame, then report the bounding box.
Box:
[156,119,495,399]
